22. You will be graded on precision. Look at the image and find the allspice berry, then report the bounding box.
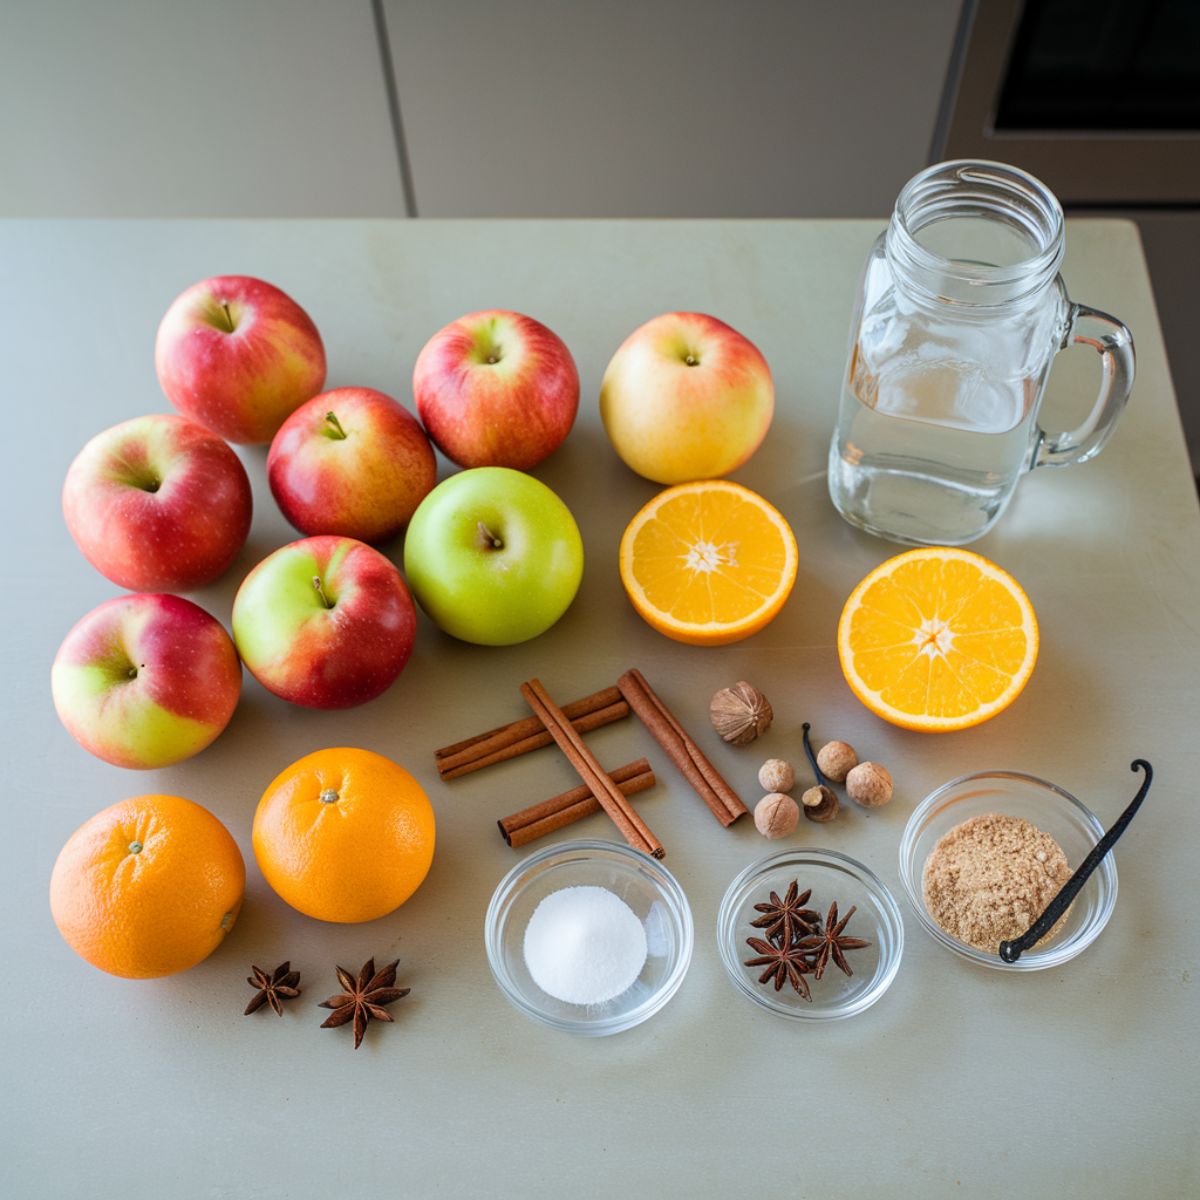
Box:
[709,682,773,745]
[816,740,858,784]
[801,784,839,822]
[846,761,893,807]
[754,792,800,839]
[757,757,794,793]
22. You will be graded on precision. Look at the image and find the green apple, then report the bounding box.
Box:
[403,468,584,645]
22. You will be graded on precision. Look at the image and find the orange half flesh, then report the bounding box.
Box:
[837,546,1038,732]
[619,480,798,646]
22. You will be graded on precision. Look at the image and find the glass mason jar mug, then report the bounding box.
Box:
[828,160,1135,546]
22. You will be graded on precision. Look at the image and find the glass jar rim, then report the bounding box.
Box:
[887,160,1065,306]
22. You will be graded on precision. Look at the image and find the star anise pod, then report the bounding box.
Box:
[744,935,813,1001]
[243,961,302,1016]
[751,880,820,946]
[318,957,410,1049]
[798,901,870,980]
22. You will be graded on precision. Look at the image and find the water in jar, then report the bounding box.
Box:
[829,219,1061,545]
[829,328,1044,545]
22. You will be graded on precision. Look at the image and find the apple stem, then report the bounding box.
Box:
[324,411,348,440]
[220,302,235,332]
[312,575,334,608]
[684,353,699,366]
[477,521,504,550]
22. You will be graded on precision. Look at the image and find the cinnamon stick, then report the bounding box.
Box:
[521,678,665,859]
[499,759,656,848]
[435,687,628,778]
[617,667,747,826]
[438,701,629,780]
[437,686,622,758]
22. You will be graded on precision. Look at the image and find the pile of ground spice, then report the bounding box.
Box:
[922,813,1072,953]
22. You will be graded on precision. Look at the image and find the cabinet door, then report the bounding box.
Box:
[382,0,961,216]
[0,0,406,216]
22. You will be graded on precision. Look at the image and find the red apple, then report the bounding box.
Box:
[267,387,436,543]
[413,309,578,469]
[231,536,416,709]
[155,274,326,444]
[62,413,252,592]
[51,593,241,769]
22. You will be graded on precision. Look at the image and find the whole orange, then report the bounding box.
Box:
[50,794,245,979]
[253,747,435,923]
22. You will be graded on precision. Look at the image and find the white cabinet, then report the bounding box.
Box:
[2,0,963,219]
[382,0,962,216]
[0,0,405,217]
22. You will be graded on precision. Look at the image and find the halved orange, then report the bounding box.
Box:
[619,480,798,645]
[837,547,1038,732]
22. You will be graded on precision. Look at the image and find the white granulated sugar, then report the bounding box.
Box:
[522,885,648,1006]
[642,900,671,958]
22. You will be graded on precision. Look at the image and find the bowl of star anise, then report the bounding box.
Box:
[716,848,904,1020]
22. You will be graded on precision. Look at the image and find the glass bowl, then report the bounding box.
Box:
[717,848,904,1021]
[484,838,694,1036]
[898,770,1117,971]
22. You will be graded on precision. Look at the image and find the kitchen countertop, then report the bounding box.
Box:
[2,219,1197,1199]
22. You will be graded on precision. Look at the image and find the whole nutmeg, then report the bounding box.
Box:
[709,681,773,746]
[846,761,893,807]
[754,792,800,839]
[816,739,858,784]
[757,757,794,793]
[801,784,839,822]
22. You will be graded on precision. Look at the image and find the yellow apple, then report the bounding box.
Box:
[599,312,774,484]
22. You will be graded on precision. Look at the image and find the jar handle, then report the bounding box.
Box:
[1035,303,1135,468]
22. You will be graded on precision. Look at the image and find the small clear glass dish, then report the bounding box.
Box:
[717,848,904,1021]
[484,838,694,1036]
[898,770,1118,971]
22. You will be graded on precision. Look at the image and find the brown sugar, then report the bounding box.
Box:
[922,813,1072,953]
